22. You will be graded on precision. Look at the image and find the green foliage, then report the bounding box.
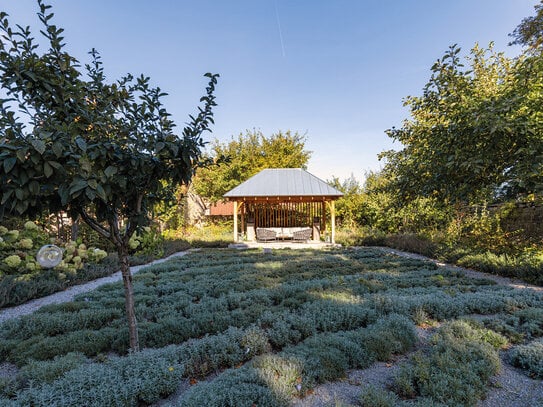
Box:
[164,221,232,248]
[0,222,107,276]
[332,170,453,236]
[362,314,419,360]
[192,130,311,202]
[10,325,273,406]
[359,386,400,407]
[181,315,418,406]
[0,222,49,275]
[0,0,219,351]
[393,321,501,406]
[0,233,188,309]
[510,339,543,378]
[445,204,529,254]
[328,176,367,227]
[456,251,543,284]
[381,41,543,202]
[129,226,164,257]
[0,253,121,309]
[19,352,90,383]
[161,237,191,255]
[509,1,543,51]
[482,307,543,343]
[339,213,543,285]
[180,367,284,407]
[437,319,508,350]
[0,220,113,308]
[16,351,184,406]
[0,2,218,227]
[510,308,543,338]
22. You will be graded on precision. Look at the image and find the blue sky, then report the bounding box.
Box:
[3,0,538,182]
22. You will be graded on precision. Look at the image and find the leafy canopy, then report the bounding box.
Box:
[510,0,543,52]
[381,42,543,203]
[193,130,311,202]
[0,0,219,352]
[0,1,218,245]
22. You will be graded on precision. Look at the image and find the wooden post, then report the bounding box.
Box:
[331,200,336,244]
[240,202,245,240]
[321,201,326,236]
[233,201,238,242]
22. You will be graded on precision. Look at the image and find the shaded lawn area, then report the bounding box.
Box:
[0,248,542,406]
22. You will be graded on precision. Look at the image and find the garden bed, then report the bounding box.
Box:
[0,248,542,406]
[0,236,192,309]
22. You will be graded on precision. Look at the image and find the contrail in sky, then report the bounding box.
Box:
[274,0,286,57]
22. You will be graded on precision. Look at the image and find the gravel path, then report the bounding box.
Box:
[479,361,543,407]
[0,250,194,324]
[291,362,398,407]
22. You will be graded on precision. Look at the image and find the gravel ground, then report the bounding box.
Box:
[0,249,194,324]
[291,362,398,407]
[479,361,543,407]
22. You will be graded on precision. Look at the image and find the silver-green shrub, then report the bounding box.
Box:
[509,338,543,378]
[19,352,89,383]
[359,385,399,407]
[393,321,501,406]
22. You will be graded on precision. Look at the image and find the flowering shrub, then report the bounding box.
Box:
[3,255,21,268]
[0,222,48,274]
[0,221,110,307]
[0,223,108,275]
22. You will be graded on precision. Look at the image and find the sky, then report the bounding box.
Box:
[1,0,538,182]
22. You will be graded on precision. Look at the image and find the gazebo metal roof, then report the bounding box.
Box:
[223,168,343,199]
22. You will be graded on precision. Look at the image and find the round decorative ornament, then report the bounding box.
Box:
[36,244,63,268]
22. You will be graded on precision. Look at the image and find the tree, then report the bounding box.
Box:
[510,0,543,52]
[0,1,218,351]
[327,175,366,227]
[193,130,311,202]
[381,42,542,203]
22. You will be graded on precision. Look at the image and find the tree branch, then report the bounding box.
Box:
[79,209,111,239]
[109,212,123,248]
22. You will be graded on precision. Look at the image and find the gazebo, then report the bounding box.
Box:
[223,168,343,243]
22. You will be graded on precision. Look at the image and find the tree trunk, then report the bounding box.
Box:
[71,215,80,241]
[117,243,139,352]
